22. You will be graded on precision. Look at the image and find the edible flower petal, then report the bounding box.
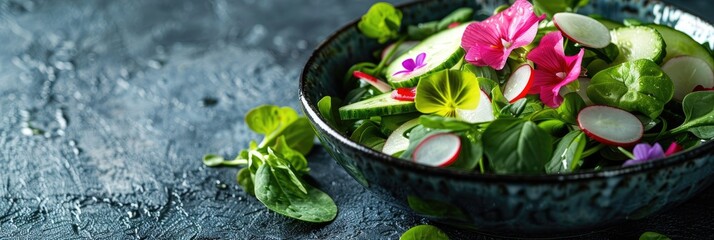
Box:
[460,0,545,70]
[393,52,427,76]
[623,143,665,167]
[526,31,584,108]
[664,142,683,156]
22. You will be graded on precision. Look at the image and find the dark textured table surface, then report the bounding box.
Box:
[0,0,712,239]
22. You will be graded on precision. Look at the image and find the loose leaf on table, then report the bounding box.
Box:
[545,130,587,173]
[671,91,714,138]
[245,105,315,155]
[415,69,481,117]
[483,118,553,174]
[533,0,589,19]
[407,196,468,220]
[237,168,255,196]
[556,92,586,124]
[253,153,337,223]
[272,136,310,175]
[639,232,671,240]
[587,59,674,119]
[358,2,402,43]
[400,225,450,240]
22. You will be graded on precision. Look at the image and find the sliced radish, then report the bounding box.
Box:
[353,70,392,93]
[661,56,714,101]
[456,90,494,123]
[578,105,643,146]
[503,64,534,103]
[553,13,611,49]
[382,119,420,156]
[412,133,462,167]
[381,41,420,64]
[391,87,416,101]
[694,85,714,92]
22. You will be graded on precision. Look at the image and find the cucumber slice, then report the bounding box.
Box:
[386,24,468,88]
[661,56,714,102]
[382,118,420,156]
[648,24,714,71]
[610,26,666,64]
[338,92,417,120]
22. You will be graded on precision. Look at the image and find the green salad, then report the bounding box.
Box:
[319,0,714,174]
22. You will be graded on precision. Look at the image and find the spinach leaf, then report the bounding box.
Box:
[534,0,589,19]
[317,96,346,132]
[671,91,714,138]
[545,130,587,173]
[407,196,468,221]
[202,152,249,167]
[408,21,439,40]
[538,119,568,136]
[587,59,674,119]
[350,121,387,150]
[556,92,586,124]
[237,168,255,196]
[358,2,402,43]
[400,225,450,240]
[448,135,482,171]
[415,70,481,117]
[490,87,510,117]
[245,105,315,155]
[246,105,298,135]
[530,108,561,122]
[272,136,310,175]
[419,115,474,131]
[462,64,499,87]
[437,8,473,30]
[253,154,337,223]
[483,118,553,174]
[639,232,671,240]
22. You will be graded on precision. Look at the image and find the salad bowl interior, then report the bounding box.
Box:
[299,0,714,236]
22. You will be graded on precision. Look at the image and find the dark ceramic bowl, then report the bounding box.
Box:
[299,0,714,236]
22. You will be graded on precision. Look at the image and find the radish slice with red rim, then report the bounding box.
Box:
[553,13,611,49]
[577,105,643,146]
[456,90,494,123]
[391,87,416,101]
[661,56,714,101]
[503,64,534,103]
[412,133,461,167]
[353,71,392,93]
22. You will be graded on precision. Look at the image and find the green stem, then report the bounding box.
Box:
[221,159,248,166]
[581,144,605,158]
[617,147,636,159]
[374,36,407,74]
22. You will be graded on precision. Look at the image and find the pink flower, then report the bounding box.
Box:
[393,52,426,76]
[461,0,545,70]
[526,31,584,108]
[664,142,683,156]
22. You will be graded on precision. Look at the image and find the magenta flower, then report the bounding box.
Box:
[664,142,683,156]
[393,52,427,76]
[526,31,584,108]
[623,143,665,167]
[461,0,545,70]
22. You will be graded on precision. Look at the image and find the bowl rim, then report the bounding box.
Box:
[299,0,714,183]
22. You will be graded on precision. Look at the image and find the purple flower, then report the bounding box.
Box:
[623,143,665,167]
[393,52,427,76]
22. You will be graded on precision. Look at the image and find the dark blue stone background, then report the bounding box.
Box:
[0,0,711,239]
